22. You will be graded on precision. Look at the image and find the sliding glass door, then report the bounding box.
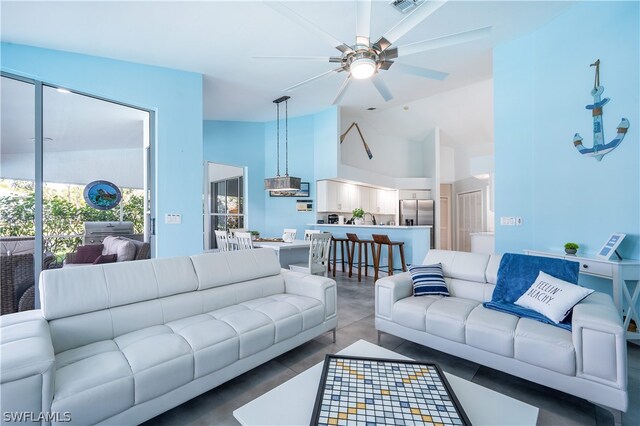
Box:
[0,72,153,311]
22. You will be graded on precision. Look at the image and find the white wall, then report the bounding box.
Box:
[1,148,143,188]
[340,112,427,178]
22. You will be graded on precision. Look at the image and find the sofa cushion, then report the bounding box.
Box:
[119,329,194,404]
[191,249,281,290]
[168,315,239,379]
[52,350,134,425]
[93,254,117,264]
[253,299,304,343]
[74,244,103,263]
[424,250,490,283]
[514,318,575,375]
[425,297,480,343]
[409,263,449,296]
[270,294,325,331]
[102,236,137,262]
[392,296,441,331]
[465,306,519,357]
[515,271,593,323]
[212,308,275,358]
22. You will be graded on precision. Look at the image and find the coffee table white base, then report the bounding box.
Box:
[233,340,538,426]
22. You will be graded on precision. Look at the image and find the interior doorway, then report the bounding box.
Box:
[439,184,452,250]
[456,190,484,252]
[204,162,245,250]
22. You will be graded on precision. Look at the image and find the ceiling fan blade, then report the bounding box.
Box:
[266,1,352,53]
[332,77,352,105]
[375,0,448,49]
[393,63,449,81]
[398,26,492,57]
[371,74,393,102]
[254,56,333,62]
[356,0,372,46]
[284,68,342,92]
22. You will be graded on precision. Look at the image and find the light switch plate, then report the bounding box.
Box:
[500,216,516,226]
[165,214,182,224]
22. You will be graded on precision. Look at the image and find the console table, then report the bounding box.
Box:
[524,250,640,340]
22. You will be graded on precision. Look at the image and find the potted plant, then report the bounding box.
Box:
[250,230,260,241]
[564,242,579,255]
[352,208,365,225]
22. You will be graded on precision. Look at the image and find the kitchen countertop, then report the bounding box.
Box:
[309,224,432,229]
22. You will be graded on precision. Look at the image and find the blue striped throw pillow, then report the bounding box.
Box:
[409,263,449,296]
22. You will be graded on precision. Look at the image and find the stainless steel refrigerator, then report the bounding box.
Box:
[399,199,435,248]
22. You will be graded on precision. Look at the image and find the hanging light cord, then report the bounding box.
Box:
[285,99,289,177]
[276,102,280,177]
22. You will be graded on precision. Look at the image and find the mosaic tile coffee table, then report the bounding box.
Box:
[233,340,538,425]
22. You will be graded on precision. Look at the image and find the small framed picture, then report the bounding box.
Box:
[597,233,626,260]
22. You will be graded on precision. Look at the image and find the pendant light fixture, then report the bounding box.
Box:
[264,96,301,192]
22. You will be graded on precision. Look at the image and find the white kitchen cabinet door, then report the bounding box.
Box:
[359,187,372,213]
[340,183,359,213]
[398,190,431,200]
[382,190,398,214]
[317,180,341,212]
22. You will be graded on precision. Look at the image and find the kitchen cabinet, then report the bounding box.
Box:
[317,180,396,214]
[317,180,358,213]
[398,189,431,200]
[369,188,396,214]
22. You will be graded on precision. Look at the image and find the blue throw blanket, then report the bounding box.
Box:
[483,253,580,330]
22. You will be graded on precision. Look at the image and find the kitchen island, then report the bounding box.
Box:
[310,224,431,271]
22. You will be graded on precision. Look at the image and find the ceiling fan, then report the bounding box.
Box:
[259,0,491,104]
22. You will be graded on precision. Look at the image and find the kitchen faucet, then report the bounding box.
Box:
[364,212,377,225]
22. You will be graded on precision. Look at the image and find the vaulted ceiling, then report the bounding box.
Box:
[1,1,572,121]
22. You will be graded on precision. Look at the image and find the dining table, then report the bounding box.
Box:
[252,239,311,269]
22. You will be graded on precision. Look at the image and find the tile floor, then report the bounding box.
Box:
[144,270,640,426]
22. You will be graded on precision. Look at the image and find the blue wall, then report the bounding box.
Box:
[203,106,339,239]
[1,43,204,258]
[494,2,639,261]
[203,121,266,233]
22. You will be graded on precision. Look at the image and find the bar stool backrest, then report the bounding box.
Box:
[372,234,392,245]
[283,228,297,241]
[346,233,361,243]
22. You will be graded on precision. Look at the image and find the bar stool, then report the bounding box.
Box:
[329,236,349,277]
[346,233,377,282]
[372,234,407,282]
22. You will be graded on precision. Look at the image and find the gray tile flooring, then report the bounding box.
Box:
[144,270,640,426]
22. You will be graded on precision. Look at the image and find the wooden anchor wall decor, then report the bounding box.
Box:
[573,59,629,161]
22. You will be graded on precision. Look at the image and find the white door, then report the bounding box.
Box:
[456,190,483,252]
[439,196,451,250]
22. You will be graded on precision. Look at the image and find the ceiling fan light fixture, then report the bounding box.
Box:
[350,58,376,79]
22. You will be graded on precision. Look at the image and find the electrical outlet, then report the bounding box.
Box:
[500,216,516,226]
[165,214,182,224]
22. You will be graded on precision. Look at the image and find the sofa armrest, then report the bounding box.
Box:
[281,270,337,320]
[572,292,627,392]
[375,272,413,320]
[1,311,55,420]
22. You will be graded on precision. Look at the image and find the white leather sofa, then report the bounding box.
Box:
[375,249,627,416]
[0,248,337,425]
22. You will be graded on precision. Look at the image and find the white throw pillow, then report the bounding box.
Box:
[102,236,136,262]
[515,271,594,323]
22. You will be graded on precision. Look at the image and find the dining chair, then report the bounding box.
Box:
[304,229,321,241]
[289,232,332,277]
[283,228,297,241]
[214,230,231,252]
[234,232,254,250]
